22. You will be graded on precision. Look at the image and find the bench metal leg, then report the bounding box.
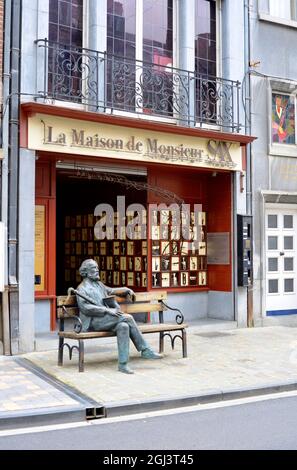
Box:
[182,329,187,358]
[159,332,164,354]
[58,337,64,366]
[78,340,85,372]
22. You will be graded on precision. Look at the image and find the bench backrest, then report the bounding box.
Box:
[57,290,168,319]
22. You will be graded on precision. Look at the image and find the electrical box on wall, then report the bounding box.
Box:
[237,215,253,287]
[0,222,5,292]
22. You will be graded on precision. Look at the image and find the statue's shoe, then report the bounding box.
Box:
[118,363,134,374]
[141,348,163,359]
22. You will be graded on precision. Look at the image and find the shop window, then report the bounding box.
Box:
[271,93,296,145]
[269,0,297,21]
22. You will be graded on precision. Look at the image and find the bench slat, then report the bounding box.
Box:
[58,322,187,339]
[121,302,166,314]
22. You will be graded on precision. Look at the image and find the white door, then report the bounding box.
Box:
[266,208,297,315]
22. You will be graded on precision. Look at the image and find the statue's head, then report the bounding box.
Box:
[79,259,100,281]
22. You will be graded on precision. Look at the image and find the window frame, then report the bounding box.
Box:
[268,81,297,158]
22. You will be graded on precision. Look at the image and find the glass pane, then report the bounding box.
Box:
[270,0,291,19]
[271,93,295,145]
[284,236,294,250]
[269,279,278,293]
[268,236,278,250]
[284,257,294,271]
[268,258,278,271]
[284,215,293,229]
[268,214,278,228]
[284,278,294,293]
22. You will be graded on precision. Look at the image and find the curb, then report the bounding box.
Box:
[103,380,297,417]
[0,405,86,431]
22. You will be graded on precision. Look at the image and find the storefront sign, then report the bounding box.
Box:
[28,113,242,171]
[207,232,230,265]
[35,205,46,292]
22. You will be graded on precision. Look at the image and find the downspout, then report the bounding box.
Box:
[1,0,12,354]
[244,0,253,326]
[7,0,21,353]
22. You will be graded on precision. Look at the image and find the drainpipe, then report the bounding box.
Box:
[1,0,12,354]
[244,0,253,327]
[7,0,21,353]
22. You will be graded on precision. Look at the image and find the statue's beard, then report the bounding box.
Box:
[88,274,100,281]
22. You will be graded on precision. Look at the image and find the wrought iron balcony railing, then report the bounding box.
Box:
[35,39,242,132]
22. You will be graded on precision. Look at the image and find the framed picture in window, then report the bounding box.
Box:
[152,272,161,288]
[106,256,113,270]
[82,229,88,241]
[142,241,147,255]
[120,256,127,271]
[107,271,113,285]
[88,214,94,227]
[161,273,170,288]
[76,242,82,255]
[152,241,160,256]
[100,242,107,255]
[180,241,188,255]
[76,215,82,227]
[114,256,120,270]
[151,226,160,240]
[199,243,206,255]
[87,242,93,255]
[171,241,179,255]
[121,272,126,286]
[171,257,179,271]
[161,241,170,255]
[134,257,142,271]
[127,241,134,256]
[160,210,170,225]
[190,256,198,270]
[127,257,134,271]
[100,271,107,284]
[127,272,134,287]
[120,241,126,255]
[199,271,207,286]
[70,256,76,269]
[198,212,206,226]
[189,272,198,286]
[70,229,76,242]
[142,273,147,287]
[180,256,188,271]
[180,272,188,287]
[100,257,105,270]
[65,269,70,282]
[171,272,179,287]
[161,256,170,271]
[152,256,160,272]
[135,272,141,287]
[113,271,120,286]
[113,241,120,255]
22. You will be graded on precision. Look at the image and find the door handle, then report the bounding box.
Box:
[280,252,285,256]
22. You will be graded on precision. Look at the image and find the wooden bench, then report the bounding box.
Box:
[57,289,188,372]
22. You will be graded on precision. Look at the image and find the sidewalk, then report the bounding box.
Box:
[1,323,297,427]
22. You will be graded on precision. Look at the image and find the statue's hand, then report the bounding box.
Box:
[109,307,123,317]
[126,288,136,302]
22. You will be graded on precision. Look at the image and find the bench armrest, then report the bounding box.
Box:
[61,306,83,333]
[160,301,184,324]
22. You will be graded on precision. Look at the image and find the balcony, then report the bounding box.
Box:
[35,39,242,133]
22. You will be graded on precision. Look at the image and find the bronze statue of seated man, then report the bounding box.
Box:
[76,259,162,374]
